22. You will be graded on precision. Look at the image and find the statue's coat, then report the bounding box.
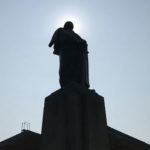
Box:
[49,28,89,88]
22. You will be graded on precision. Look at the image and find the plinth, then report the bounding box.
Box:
[41,82,110,150]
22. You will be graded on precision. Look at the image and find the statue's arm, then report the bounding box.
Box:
[74,32,88,53]
[48,28,62,47]
[48,28,62,55]
[80,39,88,53]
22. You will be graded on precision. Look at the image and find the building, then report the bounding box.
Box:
[0,127,149,150]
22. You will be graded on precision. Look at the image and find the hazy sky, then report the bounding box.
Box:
[0,0,150,144]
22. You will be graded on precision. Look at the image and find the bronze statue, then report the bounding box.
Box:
[49,21,90,88]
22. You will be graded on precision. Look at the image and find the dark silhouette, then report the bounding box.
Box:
[49,21,90,88]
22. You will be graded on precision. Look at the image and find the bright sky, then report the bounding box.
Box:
[0,0,150,144]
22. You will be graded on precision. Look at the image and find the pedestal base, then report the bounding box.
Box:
[41,83,110,150]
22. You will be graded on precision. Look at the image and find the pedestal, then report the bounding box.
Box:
[41,82,110,150]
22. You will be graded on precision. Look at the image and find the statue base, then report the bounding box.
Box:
[41,82,110,150]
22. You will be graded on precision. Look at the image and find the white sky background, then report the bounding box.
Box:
[0,0,150,143]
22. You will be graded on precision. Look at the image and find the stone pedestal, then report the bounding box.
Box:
[41,83,110,150]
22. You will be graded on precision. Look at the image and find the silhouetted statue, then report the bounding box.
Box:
[49,21,89,88]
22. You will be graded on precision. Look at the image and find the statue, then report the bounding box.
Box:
[49,21,90,88]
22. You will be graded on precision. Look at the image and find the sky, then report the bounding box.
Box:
[0,0,150,144]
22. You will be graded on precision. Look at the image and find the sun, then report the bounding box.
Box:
[58,16,81,33]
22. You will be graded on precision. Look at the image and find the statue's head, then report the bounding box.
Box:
[64,21,74,30]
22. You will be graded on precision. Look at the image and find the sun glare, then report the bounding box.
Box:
[58,16,81,33]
